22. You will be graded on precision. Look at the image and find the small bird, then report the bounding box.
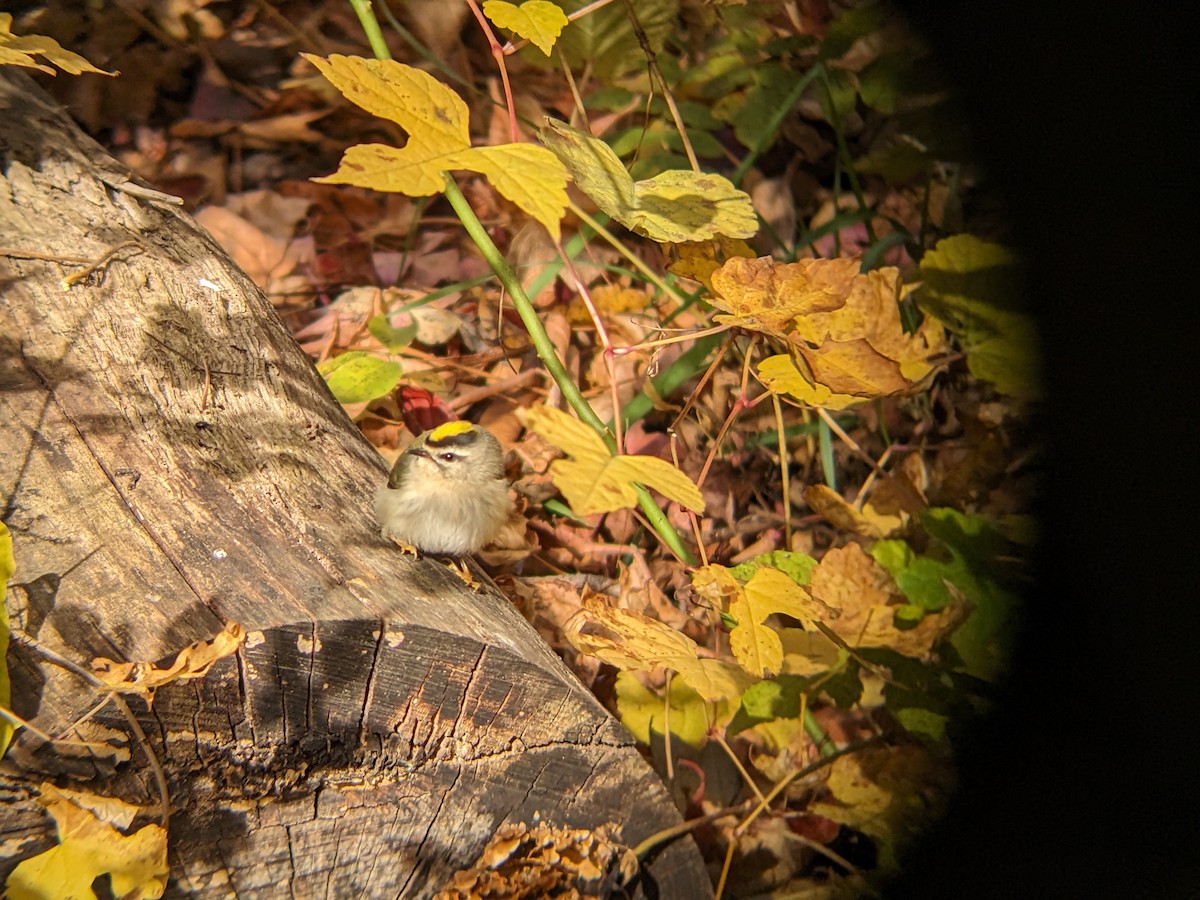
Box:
[374,421,512,567]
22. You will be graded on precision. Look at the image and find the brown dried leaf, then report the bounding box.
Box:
[92,622,245,696]
[710,255,858,335]
[434,819,632,899]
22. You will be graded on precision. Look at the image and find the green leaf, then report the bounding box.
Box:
[727,674,812,737]
[722,62,797,150]
[819,67,858,123]
[729,550,819,585]
[549,0,679,79]
[538,119,757,242]
[318,351,403,404]
[818,5,886,61]
[367,315,417,352]
[894,706,949,743]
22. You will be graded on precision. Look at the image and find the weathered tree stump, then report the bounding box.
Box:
[0,70,710,898]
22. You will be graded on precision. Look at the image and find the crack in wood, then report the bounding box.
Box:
[17,339,213,615]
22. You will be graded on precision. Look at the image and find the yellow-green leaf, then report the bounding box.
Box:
[744,567,825,630]
[318,352,403,404]
[7,785,168,900]
[728,589,784,678]
[917,234,1038,399]
[615,671,710,746]
[808,744,952,873]
[518,405,704,515]
[305,55,567,240]
[0,14,117,76]
[314,142,453,196]
[483,0,568,55]
[564,596,750,701]
[304,54,470,152]
[539,118,756,242]
[518,403,610,464]
[539,118,636,211]
[552,454,703,516]
[628,169,759,242]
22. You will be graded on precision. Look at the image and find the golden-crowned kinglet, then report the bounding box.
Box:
[374,421,512,557]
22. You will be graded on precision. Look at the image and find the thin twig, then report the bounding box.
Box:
[61,240,144,289]
[616,0,699,171]
[465,0,519,141]
[10,630,172,829]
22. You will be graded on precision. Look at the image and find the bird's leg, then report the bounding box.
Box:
[441,556,481,590]
[384,535,422,557]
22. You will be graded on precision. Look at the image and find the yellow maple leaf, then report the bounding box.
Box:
[567,284,647,325]
[539,118,757,242]
[564,596,751,701]
[712,256,946,408]
[666,237,756,292]
[692,565,826,678]
[790,268,946,383]
[0,13,117,76]
[304,55,568,241]
[518,405,704,516]
[7,785,167,900]
[757,353,863,410]
[803,484,905,539]
[615,671,711,746]
[778,627,843,676]
[483,0,569,55]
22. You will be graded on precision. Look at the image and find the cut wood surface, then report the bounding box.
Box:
[0,70,711,898]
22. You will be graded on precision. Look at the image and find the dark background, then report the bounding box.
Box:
[890,2,1195,897]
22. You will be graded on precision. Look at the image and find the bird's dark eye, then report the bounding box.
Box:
[440,452,456,462]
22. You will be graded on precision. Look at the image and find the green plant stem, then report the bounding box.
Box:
[803,707,837,757]
[441,173,697,565]
[442,174,606,436]
[348,0,391,60]
[819,415,837,490]
[568,202,690,307]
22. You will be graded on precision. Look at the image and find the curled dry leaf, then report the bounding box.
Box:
[803,484,905,539]
[433,819,633,899]
[92,621,246,698]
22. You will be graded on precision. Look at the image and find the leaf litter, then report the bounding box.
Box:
[7,0,1040,894]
